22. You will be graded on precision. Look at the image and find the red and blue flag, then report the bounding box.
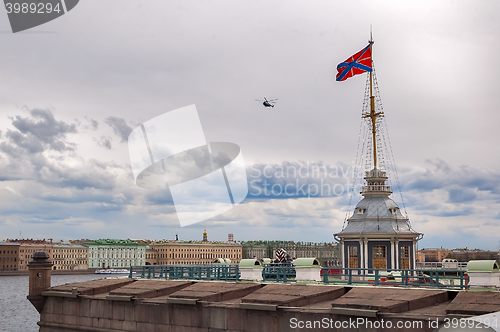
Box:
[336,44,372,81]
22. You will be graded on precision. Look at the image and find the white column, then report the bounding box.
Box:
[340,240,344,268]
[359,240,363,270]
[395,240,399,269]
[390,240,395,270]
[412,240,417,270]
[364,240,368,270]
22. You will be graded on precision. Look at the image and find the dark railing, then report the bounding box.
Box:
[416,262,468,269]
[129,265,469,290]
[129,264,239,281]
[320,267,469,290]
[262,263,296,282]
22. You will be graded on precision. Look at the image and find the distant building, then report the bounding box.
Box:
[450,248,499,262]
[52,244,88,270]
[16,241,54,271]
[0,242,20,271]
[145,247,158,265]
[416,250,425,263]
[418,248,452,262]
[417,248,499,263]
[241,241,340,267]
[7,239,51,244]
[69,239,93,246]
[150,241,242,265]
[147,230,241,265]
[88,239,146,268]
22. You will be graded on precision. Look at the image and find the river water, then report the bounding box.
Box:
[0,274,116,332]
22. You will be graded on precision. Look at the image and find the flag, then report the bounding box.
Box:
[336,44,372,81]
[275,248,287,262]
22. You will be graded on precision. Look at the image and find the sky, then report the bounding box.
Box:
[0,0,499,250]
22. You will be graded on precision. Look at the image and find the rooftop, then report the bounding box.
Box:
[152,241,241,246]
[87,239,146,246]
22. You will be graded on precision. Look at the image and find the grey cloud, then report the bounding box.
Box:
[104,117,132,143]
[161,146,214,185]
[144,189,175,206]
[438,208,474,217]
[84,117,99,130]
[4,130,44,153]
[49,140,76,152]
[0,111,120,191]
[1,109,77,154]
[425,158,451,173]
[404,161,500,195]
[389,161,500,220]
[37,160,117,190]
[11,109,76,150]
[93,136,112,149]
[447,188,477,203]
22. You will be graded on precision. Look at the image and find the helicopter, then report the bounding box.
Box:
[255,97,277,108]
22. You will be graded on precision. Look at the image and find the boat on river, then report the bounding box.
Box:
[94,268,132,274]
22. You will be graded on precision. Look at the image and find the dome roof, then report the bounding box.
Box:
[336,195,420,237]
[337,219,418,236]
[349,195,406,220]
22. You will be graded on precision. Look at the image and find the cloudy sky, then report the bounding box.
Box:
[0,0,499,250]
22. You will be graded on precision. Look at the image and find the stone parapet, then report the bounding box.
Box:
[33,279,500,332]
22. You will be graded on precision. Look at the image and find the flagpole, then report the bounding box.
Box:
[337,31,382,170]
[369,36,376,169]
[364,32,383,170]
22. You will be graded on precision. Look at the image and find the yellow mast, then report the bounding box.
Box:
[362,35,383,169]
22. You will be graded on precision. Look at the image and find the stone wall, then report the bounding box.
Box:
[34,279,500,332]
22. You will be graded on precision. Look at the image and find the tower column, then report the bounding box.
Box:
[412,240,417,270]
[395,239,400,269]
[339,240,345,268]
[364,240,369,270]
[390,239,395,270]
[359,239,364,271]
[363,239,369,271]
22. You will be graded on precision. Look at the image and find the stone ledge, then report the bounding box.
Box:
[446,291,500,315]
[331,287,449,313]
[241,284,345,307]
[48,279,135,296]
[108,280,192,299]
[168,282,261,302]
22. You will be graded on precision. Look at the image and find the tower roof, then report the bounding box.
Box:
[337,219,418,236]
[350,195,406,221]
[336,195,420,236]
